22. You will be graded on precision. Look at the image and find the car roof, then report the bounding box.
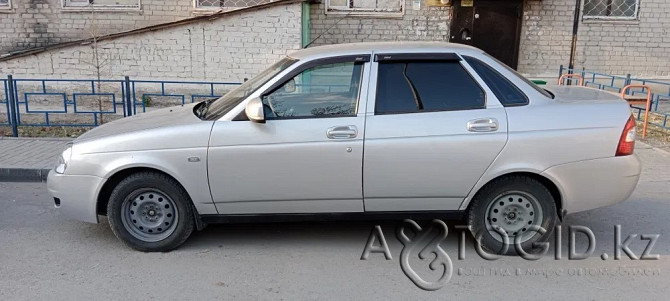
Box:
[288,42,484,60]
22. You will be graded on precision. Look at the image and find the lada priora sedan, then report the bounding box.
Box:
[48,42,641,253]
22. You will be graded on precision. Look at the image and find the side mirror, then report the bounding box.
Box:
[245,97,265,123]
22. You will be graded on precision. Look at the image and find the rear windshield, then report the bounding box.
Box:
[483,53,554,99]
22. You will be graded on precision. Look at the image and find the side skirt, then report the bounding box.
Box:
[200,210,465,225]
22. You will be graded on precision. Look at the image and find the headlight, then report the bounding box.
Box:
[55,145,73,174]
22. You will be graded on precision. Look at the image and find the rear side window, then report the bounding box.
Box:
[463,56,528,106]
[375,61,485,114]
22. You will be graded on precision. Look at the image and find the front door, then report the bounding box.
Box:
[449,0,523,69]
[207,56,370,214]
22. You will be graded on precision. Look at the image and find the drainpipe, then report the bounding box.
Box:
[301,1,311,48]
[568,0,581,73]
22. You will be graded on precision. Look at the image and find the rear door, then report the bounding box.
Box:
[362,53,508,211]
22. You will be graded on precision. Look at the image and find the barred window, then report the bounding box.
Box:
[583,0,640,20]
[195,0,273,10]
[326,0,403,16]
[62,0,140,9]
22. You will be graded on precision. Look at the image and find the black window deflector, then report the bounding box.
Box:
[262,54,370,96]
[374,53,461,62]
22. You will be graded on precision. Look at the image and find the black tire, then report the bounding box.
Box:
[107,171,195,252]
[467,175,558,256]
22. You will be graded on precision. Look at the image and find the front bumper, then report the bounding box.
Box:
[47,170,105,224]
[541,154,642,214]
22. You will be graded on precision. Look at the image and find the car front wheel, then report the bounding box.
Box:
[467,175,558,256]
[107,172,195,252]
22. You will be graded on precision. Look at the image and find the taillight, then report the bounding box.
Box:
[616,115,636,156]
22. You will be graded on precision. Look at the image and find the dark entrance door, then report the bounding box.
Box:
[449,0,523,69]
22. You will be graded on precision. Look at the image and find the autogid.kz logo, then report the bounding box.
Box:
[360,220,660,291]
[361,219,453,291]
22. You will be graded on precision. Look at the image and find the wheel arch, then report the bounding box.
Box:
[96,166,207,230]
[463,172,564,219]
[97,167,177,216]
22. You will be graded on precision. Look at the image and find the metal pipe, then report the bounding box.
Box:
[568,0,582,73]
[124,76,133,117]
[7,75,18,137]
[301,1,311,48]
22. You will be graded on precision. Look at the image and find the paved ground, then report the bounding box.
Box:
[0,137,72,181]
[0,145,669,300]
[0,137,72,169]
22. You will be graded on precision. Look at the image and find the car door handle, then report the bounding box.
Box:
[467,118,499,132]
[327,125,358,139]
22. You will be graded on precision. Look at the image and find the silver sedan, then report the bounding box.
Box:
[47,42,641,253]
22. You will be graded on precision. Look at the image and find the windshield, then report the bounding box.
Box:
[484,53,554,99]
[201,57,297,120]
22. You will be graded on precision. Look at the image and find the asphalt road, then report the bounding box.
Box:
[1,147,669,300]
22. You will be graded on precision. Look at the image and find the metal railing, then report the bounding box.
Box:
[1,75,241,137]
[558,65,670,131]
[1,78,10,126]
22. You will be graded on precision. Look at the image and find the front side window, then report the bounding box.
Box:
[202,57,297,120]
[583,0,639,20]
[375,61,485,115]
[464,56,528,107]
[262,61,364,119]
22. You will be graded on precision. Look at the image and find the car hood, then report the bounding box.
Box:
[73,103,214,154]
[76,103,201,142]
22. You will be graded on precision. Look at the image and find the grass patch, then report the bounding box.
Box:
[636,112,670,149]
[0,126,92,138]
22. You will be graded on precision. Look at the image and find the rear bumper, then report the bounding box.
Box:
[541,154,641,214]
[47,170,104,224]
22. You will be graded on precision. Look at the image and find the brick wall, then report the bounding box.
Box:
[310,0,670,78]
[518,0,574,77]
[309,1,451,46]
[576,0,670,77]
[0,0,201,54]
[0,2,303,82]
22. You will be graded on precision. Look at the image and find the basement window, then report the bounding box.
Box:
[195,0,272,11]
[326,0,404,17]
[583,0,640,20]
[62,0,140,10]
[0,0,11,10]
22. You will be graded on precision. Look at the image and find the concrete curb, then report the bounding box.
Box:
[637,141,670,156]
[0,137,74,142]
[0,168,50,182]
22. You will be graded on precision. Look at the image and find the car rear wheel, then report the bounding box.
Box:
[107,172,195,252]
[467,175,558,255]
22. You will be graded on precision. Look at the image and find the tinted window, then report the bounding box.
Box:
[375,61,485,114]
[263,62,363,119]
[464,56,528,106]
[483,53,554,99]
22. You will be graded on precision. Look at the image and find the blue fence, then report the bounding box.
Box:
[559,66,670,130]
[1,78,10,126]
[3,70,669,137]
[1,75,241,136]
